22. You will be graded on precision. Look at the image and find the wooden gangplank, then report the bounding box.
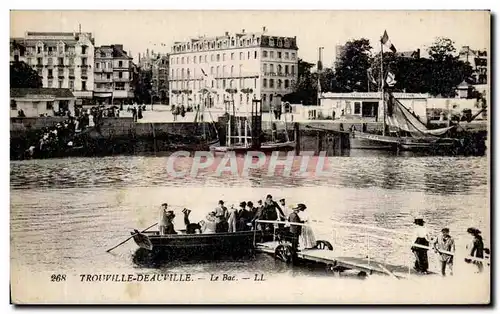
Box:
[256,241,427,279]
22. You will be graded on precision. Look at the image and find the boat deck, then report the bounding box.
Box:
[256,241,431,279]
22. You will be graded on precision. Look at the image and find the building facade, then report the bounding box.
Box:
[10,88,76,117]
[10,32,95,105]
[94,44,135,105]
[168,28,298,113]
[152,54,169,103]
[458,46,487,85]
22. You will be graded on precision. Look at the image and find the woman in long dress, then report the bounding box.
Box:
[297,205,316,250]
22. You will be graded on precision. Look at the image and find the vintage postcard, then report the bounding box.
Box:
[9,10,490,304]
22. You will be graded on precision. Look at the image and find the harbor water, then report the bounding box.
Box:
[10,152,489,303]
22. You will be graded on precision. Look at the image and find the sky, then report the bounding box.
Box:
[10,10,490,67]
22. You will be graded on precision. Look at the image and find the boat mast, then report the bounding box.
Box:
[380,36,386,136]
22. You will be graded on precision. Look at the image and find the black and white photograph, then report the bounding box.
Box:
[9,9,490,304]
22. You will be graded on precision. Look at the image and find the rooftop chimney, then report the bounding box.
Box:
[242,29,245,33]
[262,26,267,33]
[225,31,229,36]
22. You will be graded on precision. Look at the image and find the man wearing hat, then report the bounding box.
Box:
[158,203,177,235]
[412,218,430,274]
[288,204,306,252]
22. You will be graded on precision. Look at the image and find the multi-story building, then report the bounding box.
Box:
[152,54,169,103]
[10,32,95,105]
[94,44,134,105]
[458,46,487,85]
[168,27,298,113]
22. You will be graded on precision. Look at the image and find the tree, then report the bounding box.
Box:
[334,38,373,92]
[10,61,42,88]
[133,68,152,103]
[289,58,318,105]
[428,37,456,62]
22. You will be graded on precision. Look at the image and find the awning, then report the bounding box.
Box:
[94,93,113,98]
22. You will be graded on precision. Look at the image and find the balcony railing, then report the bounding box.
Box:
[114,77,130,82]
[95,77,113,82]
[103,68,113,72]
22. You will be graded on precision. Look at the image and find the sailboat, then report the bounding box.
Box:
[210,96,295,153]
[352,91,459,152]
[351,30,460,152]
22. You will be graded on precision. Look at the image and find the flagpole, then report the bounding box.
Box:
[380,37,385,136]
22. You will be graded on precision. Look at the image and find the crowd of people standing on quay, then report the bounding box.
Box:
[411,218,489,276]
[23,103,147,158]
[158,194,317,251]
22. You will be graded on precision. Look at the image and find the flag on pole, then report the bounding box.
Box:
[200,66,216,92]
[367,68,377,85]
[381,30,397,53]
[386,71,397,87]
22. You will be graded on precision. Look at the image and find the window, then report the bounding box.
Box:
[69,58,74,65]
[263,78,267,88]
[204,55,208,63]
[48,69,53,77]
[231,66,234,75]
[277,65,282,74]
[291,65,295,74]
[263,51,268,58]
[81,45,87,54]
[262,94,267,103]
[194,56,197,64]
[217,54,220,62]
[119,72,123,79]
[181,57,185,64]
[263,64,267,72]
[291,53,296,59]
[278,52,282,59]
[46,101,54,111]
[81,58,87,66]
[48,80,53,87]
[181,69,185,78]
[270,64,274,73]
[240,52,243,60]
[210,67,214,75]
[354,102,361,114]
[176,57,179,64]
[96,63,100,69]
[254,51,258,59]
[222,66,226,75]
[32,101,39,109]
[223,53,226,61]
[199,55,202,63]
[10,100,16,110]
[284,79,289,88]
[269,79,274,88]
[269,38,275,47]
[69,69,75,76]
[37,46,42,54]
[270,51,274,58]
[48,58,53,65]
[240,94,243,102]
[247,51,250,59]
[82,81,87,91]
[231,53,234,60]
[285,52,289,59]
[270,94,273,103]
[58,58,64,65]
[222,79,226,89]
[285,65,289,74]
[277,79,282,88]
[37,58,42,65]
[187,57,190,64]
[119,61,123,67]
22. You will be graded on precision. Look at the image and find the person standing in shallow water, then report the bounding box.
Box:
[433,228,455,276]
[411,218,430,274]
[466,227,484,273]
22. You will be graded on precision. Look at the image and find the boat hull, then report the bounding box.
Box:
[210,141,295,153]
[351,132,459,152]
[131,230,263,257]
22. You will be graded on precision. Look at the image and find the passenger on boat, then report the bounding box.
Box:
[247,201,256,217]
[158,203,177,235]
[237,202,253,231]
[262,195,286,233]
[200,211,217,234]
[288,204,306,251]
[227,205,238,233]
[215,200,229,233]
[411,218,430,274]
[182,208,202,234]
[433,228,455,276]
[297,204,316,250]
[465,227,484,273]
[251,201,265,230]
